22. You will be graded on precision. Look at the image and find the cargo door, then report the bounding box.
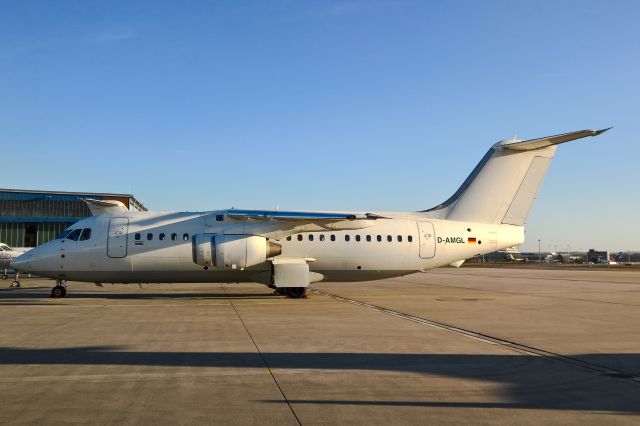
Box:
[418,221,435,259]
[107,218,129,258]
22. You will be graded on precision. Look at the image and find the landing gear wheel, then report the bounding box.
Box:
[51,285,66,298]
[10,280,20,288]
[275,288,287,296]
[286,287,306,299]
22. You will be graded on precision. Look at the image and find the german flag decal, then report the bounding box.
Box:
[468,237,477,244]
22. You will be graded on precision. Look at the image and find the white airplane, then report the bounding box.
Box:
[11,128,609,298]
[0,243,31,287]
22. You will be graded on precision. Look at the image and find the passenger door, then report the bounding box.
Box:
[418,221,435,259]
[107,218,129,258]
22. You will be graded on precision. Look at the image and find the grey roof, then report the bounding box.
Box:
[0,188,146,211]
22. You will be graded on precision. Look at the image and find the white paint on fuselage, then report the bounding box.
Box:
[13,210,524,284]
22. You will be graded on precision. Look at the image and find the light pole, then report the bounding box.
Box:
[538,239,541,263]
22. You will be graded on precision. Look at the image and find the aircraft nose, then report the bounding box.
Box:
[11,252,32,272]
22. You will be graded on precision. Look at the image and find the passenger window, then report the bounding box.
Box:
[309,234,314,241]
[387,235,392,242]
[366,235,371,242]
[297,234,303,241]
[80,228,92,241]
[159,233,165,241]
[376,235,382,242]
[183,233,189,241]
[408,235,413,242]
[330,235,336,241]
[216,214,224,222]
[345,235,350,242]
[171,233,177,241]
[147,233,153,241]
[66,229,81,241]
[355,235,361,242]
[397,235,402,242]
[135,233,141,241]
[320,234,325,241]
[287,236,292,241]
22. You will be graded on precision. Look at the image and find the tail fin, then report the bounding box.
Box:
[425,128,610,225]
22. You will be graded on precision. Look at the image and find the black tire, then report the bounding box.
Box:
[51,286,66,298]
[10,280,20,288]
[275,288,287,295]
[286,287,306,299]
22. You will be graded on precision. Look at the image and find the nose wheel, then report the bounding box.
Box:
[50,280,67,298]
[8,272,20,288]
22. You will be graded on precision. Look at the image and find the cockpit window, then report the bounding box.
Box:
[80,228,92,241]
[57,229,73,239]
[66,229,81,241]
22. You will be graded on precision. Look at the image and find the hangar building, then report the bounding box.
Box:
[0,189,146,248]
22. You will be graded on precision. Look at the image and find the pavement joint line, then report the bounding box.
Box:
[423,272,640,286]
[312,289,640,386]
[222,286,303,426]
[0,369,357,384]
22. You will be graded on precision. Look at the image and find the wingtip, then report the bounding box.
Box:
[594,127,613,135]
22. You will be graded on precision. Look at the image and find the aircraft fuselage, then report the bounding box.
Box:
[12,210,524,284]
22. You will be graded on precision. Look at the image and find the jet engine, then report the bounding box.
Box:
[192,234,281,269]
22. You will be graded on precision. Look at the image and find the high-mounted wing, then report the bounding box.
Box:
[206,209,388,240]
[226,209,387,221]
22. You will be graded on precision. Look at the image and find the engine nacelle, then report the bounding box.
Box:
[192,234,281,269]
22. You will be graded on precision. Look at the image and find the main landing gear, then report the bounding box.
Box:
[50,279,67,298]
[275,287,307,299]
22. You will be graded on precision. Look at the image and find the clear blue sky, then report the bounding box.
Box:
[1,1,638,252]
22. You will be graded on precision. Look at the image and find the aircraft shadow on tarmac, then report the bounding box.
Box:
[0,288,279,302]
[0,347,638,413]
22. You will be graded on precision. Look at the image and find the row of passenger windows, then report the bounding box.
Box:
[287,234,413,243]
[134,232,190,242]
[58,228,92,241]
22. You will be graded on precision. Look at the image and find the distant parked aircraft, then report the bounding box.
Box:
[0,243,31,287]
[11,128,610,298]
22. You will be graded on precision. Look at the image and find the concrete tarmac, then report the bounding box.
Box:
[0,267,638,425]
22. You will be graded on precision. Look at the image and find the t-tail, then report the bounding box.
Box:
[425,128,611,225]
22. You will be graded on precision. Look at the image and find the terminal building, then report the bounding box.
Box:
[0,189,146,248]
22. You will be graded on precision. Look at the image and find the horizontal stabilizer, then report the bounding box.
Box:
[499,128,611,151]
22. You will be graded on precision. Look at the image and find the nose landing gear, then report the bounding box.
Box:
[50,280,67,298]
[8,272,20,288]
